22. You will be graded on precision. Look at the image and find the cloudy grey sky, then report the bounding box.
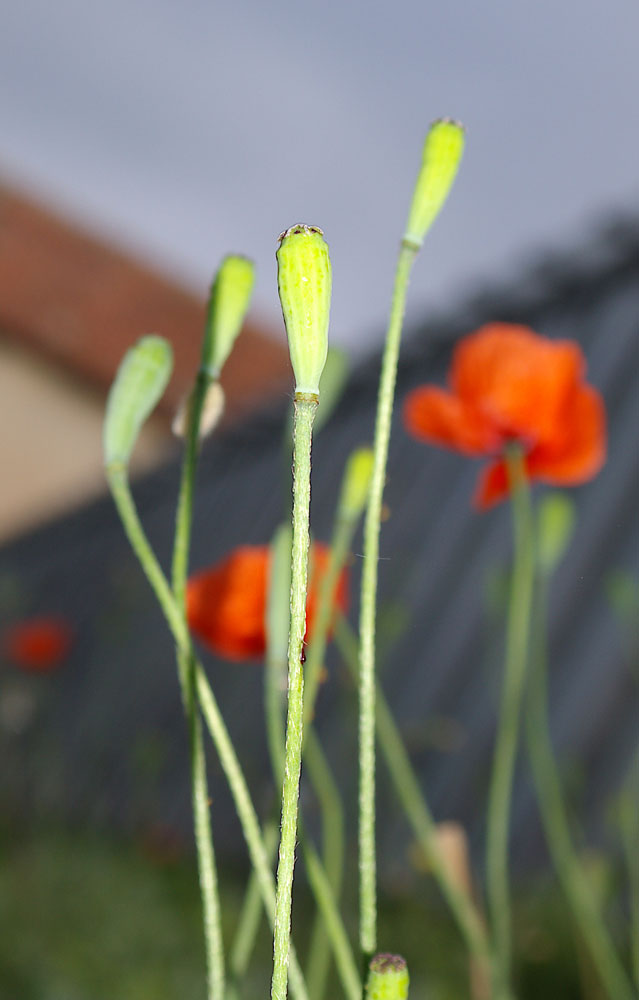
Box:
[2,0,637,354]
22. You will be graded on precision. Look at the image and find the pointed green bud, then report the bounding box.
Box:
[366,953,410,1000]
[537,493,576,575]
[104,335,173,469]
[340,447,374,520]
[404,118,465,250]
[202,255,255,377]
[276,224,331,396]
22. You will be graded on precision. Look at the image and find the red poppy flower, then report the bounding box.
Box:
[186,543,349,661]
[403,323,606,507]
[2,616,73,672]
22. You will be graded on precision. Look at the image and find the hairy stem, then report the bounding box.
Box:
[485,446,534,998]
[106,467,309,1000]
[359,242,417,960]
[271,395,317,1000]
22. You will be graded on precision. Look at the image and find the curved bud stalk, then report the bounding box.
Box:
[203,255,255,378]
[404,118,465,250]
[366,953,410,1000]
[358,116,465,963]
[277,224,331,397]
[103,334,173,470]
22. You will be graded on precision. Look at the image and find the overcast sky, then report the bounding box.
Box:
[2,0,638,355]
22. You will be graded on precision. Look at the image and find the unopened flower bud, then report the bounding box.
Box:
[172,381,225,439]
[276,224,331,396]
[340,447,374,520]
[366,953,410,1000]
[104,335,173,468]
[203,255,255,378]
[404,118,465,250]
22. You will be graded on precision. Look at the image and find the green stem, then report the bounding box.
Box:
[172,371,210,610]
[266,525,358,1000]
[359,241,418,960]
[485,445,535,999]
[171,369,224,1000]
[336,616,493,993]
[105,467,309,1000]
[271,394,318,1000]
[526,575,635,1000]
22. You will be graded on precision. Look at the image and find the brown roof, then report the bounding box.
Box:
[0,182,291,423]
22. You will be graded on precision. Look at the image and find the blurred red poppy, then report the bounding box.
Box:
[186,543,349,661]
[403,323,606,507]
[2,616,73,672]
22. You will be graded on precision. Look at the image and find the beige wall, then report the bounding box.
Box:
[0,336,171,543]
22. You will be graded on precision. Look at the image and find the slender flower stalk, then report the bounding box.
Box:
[166,255,255,999]
[526,531,634,1000]
[272,224,331,1000]
[266,525,358,1000]
[485,445,534,999]
[104,468,309,1000]
[358,119,465,959]
[271,393,318,1000]
[104,334,225,996]
[335,616,493,991]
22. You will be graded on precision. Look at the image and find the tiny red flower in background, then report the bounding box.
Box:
[186,543,349,661]
[2,616,73,672]
[403,323,606,507]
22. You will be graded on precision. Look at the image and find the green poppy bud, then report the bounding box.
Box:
[202,255,255,377]
[276,224,331,397]
[537,493,576,575]
[340,447,374,520]
[104,335,173,469]
[366,953,410,1000]
[404,118,465,250]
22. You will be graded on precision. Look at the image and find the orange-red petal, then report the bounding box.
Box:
[186,543,350,662]
[451,324,585,444]
[186,546,270,661]
[403,385,497,455]
[2,616,73,672]
[527,382,607,484]
[473,382,606,508]
[473,460,510,509]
